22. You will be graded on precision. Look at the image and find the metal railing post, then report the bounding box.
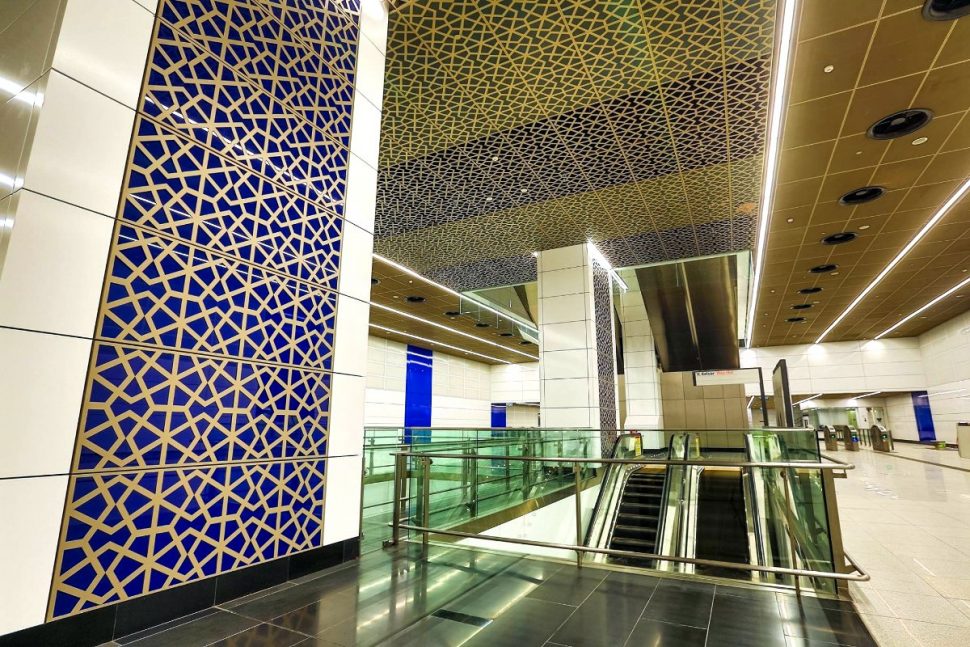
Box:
[422,455,431,549]
[574,463,584,568]
[387,453,404,547]
[781,471,802,597]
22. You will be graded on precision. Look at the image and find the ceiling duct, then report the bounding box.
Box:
[635,255,740,372]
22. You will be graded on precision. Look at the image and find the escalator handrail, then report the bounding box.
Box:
[583,433,640,547]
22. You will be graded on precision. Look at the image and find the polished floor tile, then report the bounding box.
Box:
[550,572,656,647]
[123,610,259,647]
[640,578,714,628]
[526,567,609,606]
[625,619,707,646]
[207,623,306,647]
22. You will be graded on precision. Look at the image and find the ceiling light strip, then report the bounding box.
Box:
[853,391,882,399]
[874,274,970,340]
[587,241,629,291]
[369,323,512,364]
[816,177,970,344]
[745,0,799,349]
[373,253,539,334]
[793,393,823,406]
[372,302,539,360]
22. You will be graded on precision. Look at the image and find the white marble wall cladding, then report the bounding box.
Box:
[507,404,540,427]
[919,309,970,443]
[617,287,663,433]
[740,339,928,397]
[363,335,494,428]
[491,362,540,404]
[0,0,151,634]
[884,394,919,441]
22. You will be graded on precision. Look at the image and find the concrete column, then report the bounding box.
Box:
[618,287,664,448]
[537,244,619,455]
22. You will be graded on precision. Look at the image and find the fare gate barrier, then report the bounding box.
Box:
[820,425,839,452]
[870,425,893,453]
[834,425,859,451]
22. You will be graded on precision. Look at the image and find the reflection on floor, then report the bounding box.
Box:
[97,543,875,646]
[834,444,970,646]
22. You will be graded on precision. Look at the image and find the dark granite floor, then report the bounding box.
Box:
[98,544,876,647]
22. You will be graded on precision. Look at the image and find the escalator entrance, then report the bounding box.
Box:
[694,467,749,578]
[608,467,666,567]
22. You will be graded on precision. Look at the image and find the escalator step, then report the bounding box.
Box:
[613,524,657,536]
[617,512,658,523]
[611,536,656,549]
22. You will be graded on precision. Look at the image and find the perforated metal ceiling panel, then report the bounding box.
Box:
[374,0,775,290]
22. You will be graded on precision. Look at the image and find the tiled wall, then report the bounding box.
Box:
[490,362,540,403]
[0,0,155,634]
[740,339,927,397]
[363,336,492,428]
[0,0,386,632]
[660,371,748,431]
[506,404,540,427]
[884,394,920,441]
[919,309,970,443]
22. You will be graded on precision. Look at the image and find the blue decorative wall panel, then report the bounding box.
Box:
[491,404,507,428]
[404,345,433,443]
[50,0,358,619]
[912,391,937,442]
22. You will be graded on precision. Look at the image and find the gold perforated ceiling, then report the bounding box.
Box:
[753,0,970,346]
[374,0,776,291]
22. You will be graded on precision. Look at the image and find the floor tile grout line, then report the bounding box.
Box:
[620,578,660,647]
[701,586,717,647]
[540,568,612,645]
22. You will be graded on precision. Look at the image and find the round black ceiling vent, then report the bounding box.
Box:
[839,186,884,205]
[799,287,823,294]
[792,303,813,310]
[867,108,933,140]
[444,310,461,317]
[499,332,515,337]
[786,317,806,323]
[810,264,839,274]
[520,340,533,345]
[822,232,858,245]
[405,295,425,303]
[923,0,970,20]
[371,278,380,285]
[475,322,490,328]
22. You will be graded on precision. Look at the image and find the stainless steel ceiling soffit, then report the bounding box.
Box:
[636,255,740,372]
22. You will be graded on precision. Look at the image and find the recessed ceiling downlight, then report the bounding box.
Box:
[371,278,380,285]
[822,232,857,245]
[810,264,839,274]
[923,0,970,20]
[799,287,823,294]
[867,108,933,140]
[839,186,885,205]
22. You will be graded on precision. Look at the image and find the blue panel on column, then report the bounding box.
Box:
[912,391,936,442]
[491,403,507,428]
[404,345,433,443]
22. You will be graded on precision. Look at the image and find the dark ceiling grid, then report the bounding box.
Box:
[757,0,970,346]
[374,0,775,291]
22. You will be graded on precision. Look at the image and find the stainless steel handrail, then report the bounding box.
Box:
[390,451,855,470]
[393,522,870,582]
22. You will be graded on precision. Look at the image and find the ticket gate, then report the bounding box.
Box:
[820,425,839,452]
[835,424,860,451]
[870,425,893,452]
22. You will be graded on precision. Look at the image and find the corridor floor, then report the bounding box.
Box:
[833,444,970,646]
[95,541,875,647]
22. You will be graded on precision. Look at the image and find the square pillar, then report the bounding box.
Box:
[537,244,619,455]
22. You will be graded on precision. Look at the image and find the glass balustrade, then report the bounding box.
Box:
[381,427,863,596]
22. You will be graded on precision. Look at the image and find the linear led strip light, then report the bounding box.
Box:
[587,241,629,291]
[874,274,970,340]
[793,393,823,406]
[816,177,970,344]
[372,302,539,360]
[373,253,539,335]
[745,0,799,349]
[853,390,882,399]
[369,323,512,364]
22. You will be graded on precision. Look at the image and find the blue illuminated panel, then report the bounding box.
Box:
[404,345,433,444]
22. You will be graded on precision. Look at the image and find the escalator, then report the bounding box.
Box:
[694,468,749,577]
[608,468,666,566]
